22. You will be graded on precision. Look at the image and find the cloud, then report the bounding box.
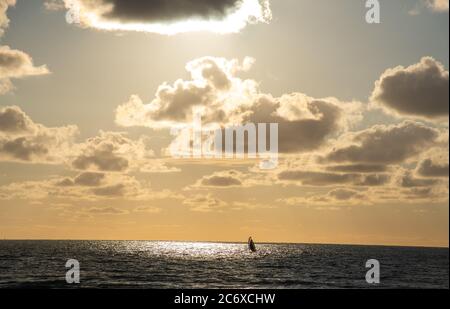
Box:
[325,164,388,173]
[0,106,78,163]
[0,107,178,173]
[371,57,449,120]
[92,183,127,197]
[425,0,449,12]
[0,105,34,134]
[183,193,228,212]
[0,46,50,94]
[56,172,106,187]
[277,170,391,187]
[280,183,449,207]
[139,159,181,174]
[416,159,449,177]
[62,0,271,34]
[116,56,362,154]
[44,0,65,11]
[242,94,359,153]
[0,4,50,93]
[199,170,243,187]
[116,57,257,128]
[279,189,369,207]
[133,206,162,214]
[409,0,449,15]
[399,172,440,188]
[0,0,15,37]
[71,131,153,172]
[322,121,442,165]
[88,207,128,215]
[187,169,270,190]
[0,173,175,201]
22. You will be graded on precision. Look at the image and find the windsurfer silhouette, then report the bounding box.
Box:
[248,236,257,252]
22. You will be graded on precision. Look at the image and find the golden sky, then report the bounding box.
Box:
[0,0,449,247]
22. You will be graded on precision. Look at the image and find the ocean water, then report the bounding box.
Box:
[0,241,448,289]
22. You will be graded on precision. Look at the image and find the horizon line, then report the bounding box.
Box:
[0,238,448,249]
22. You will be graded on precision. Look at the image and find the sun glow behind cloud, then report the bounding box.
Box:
[65,0,272,35]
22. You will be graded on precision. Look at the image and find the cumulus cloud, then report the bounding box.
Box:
[183,193,227,212]
[371,57,449,120]
[0,46,50,94]
[187,169,270,190]
[0,3,50,93]
[62,0,271,34]
[56,172,106,187]
[71,131,152,172]
[139,159,181,174]
[199,170,243,187]
[116,56,362,154]
[0,0,15,37]
[0,105,34,134]
[116,57,257,128]
[0,106,78,163]
[409,0,449,15]
[416,159,449,177]
[425,0,449,12]
[0,107,178,173]
[322,121,442,165]
[242,94,358,153]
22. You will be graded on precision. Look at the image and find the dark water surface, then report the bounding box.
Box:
[0,241,448,289]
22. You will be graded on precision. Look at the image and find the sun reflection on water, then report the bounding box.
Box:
[121,241,267,260]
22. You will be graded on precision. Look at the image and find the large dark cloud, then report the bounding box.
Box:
[417,159,449,178]
[243,95,345,153]
[63,0,271,34]
[98,0,242,23]
[371,57,449,119]
[323,121,441,165]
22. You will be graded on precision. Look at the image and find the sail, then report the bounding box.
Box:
[248,237,257,252]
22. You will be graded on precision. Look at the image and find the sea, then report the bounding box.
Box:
[0,240,448,289]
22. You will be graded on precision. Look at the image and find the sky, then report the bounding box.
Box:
[0,0,449,247]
